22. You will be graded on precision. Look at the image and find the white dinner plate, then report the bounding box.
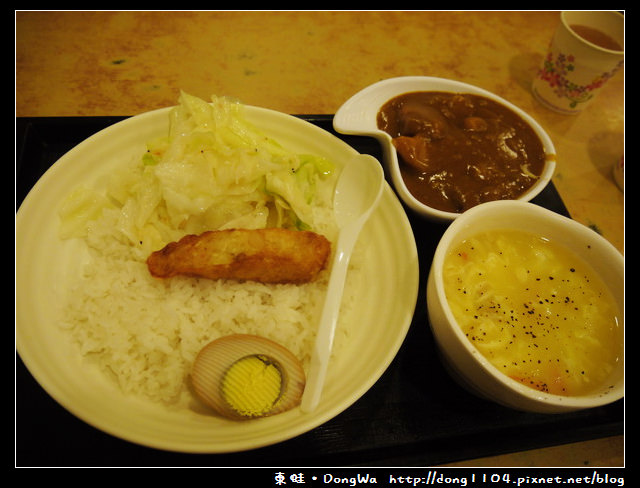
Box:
[16,104,419,453]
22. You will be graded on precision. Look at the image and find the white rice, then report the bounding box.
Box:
[59,189,361,408]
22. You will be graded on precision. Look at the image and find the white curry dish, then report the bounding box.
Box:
[334,76,557,223]
[426,200,624,413]
[16,94,419,453]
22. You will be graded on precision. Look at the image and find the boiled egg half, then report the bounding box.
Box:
[191,334,306,420]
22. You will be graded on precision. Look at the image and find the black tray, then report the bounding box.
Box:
[15,115,623,467]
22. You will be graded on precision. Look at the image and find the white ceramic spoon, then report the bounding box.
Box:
[300,153,384,413]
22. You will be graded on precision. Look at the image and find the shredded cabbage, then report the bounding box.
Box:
[59,91,337,255]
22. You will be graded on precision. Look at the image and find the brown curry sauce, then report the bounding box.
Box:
[377,92,548,213]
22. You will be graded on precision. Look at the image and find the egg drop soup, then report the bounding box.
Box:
[443,229,622,397]
[377,92,549,213]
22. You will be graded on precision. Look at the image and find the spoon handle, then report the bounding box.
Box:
[300,233,356,413]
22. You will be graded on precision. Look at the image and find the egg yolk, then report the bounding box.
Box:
[221,355,283,417]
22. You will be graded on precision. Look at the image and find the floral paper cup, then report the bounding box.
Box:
[532,11,624,114]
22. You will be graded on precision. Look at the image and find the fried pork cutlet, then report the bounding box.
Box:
[146,228,331,284]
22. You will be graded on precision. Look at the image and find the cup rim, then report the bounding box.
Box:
[561,10,624,54]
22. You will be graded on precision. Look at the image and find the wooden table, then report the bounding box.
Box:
[16,10,624,468]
